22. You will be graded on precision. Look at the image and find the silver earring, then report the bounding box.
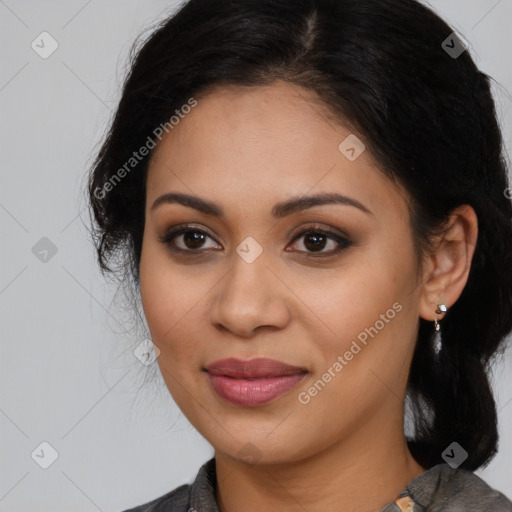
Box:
[433,303,447,355]
[434,303,447,332]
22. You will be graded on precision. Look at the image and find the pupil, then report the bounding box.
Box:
[305,233,326,252]
[184,231,205,249]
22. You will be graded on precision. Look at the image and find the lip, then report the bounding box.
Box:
[205,357,307,378]
[204,358,308,407]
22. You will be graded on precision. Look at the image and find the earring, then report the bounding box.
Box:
[434,303,447,332]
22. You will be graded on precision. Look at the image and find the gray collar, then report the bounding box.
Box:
[188,457,512,512]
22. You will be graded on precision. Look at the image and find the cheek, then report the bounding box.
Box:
[139,241,190,351]
[310,247,417,390]
[139,260,203,408]
[305,251,408,345]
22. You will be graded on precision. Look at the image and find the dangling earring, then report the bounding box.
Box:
[433,304,447,355]
[434,303,447,332]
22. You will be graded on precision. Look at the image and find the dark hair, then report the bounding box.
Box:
[86,0,512,471]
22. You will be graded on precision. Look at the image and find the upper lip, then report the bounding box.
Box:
[205,358,307,378]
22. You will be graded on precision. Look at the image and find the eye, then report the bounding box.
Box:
[158,226,220,252]
[158,224,352,257]
[287,227,352,257]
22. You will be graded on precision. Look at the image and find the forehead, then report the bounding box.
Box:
[145,81,408,222]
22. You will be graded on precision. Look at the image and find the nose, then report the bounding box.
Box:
[209,253,291,338]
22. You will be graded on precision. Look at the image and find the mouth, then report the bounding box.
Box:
[204,358,308,407]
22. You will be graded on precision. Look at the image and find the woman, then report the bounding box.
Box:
[87,0,512,510]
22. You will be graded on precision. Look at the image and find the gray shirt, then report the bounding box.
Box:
[123,457,512,511]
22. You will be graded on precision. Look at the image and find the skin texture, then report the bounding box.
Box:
[139,80,478,512]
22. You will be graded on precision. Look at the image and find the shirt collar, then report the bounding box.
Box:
[187,457,457,512]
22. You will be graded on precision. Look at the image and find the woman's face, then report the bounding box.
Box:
[139,80,424,465]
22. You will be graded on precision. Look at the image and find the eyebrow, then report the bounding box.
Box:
[150,191,373,218]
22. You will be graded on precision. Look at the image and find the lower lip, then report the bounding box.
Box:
[207,372,307,407]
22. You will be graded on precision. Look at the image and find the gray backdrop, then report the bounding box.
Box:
[1,1,511,510]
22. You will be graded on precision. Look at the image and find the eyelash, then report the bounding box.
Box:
[158,224,352,258]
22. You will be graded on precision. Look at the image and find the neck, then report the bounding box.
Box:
[214,410,425,512]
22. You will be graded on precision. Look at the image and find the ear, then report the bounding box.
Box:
[418,204,478,323]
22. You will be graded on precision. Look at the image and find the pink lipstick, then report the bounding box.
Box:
[205,357,307,407]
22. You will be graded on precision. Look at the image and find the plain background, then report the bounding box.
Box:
[1,1,511,510]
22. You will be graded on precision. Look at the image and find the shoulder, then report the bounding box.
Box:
[121,483,191,512]
[407,463,512,511]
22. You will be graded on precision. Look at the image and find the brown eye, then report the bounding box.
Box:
[181,231,208,249]
[158,224,352,258]
[159,227,220,252]
[302,232,329,252]
[288,228,352,257]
